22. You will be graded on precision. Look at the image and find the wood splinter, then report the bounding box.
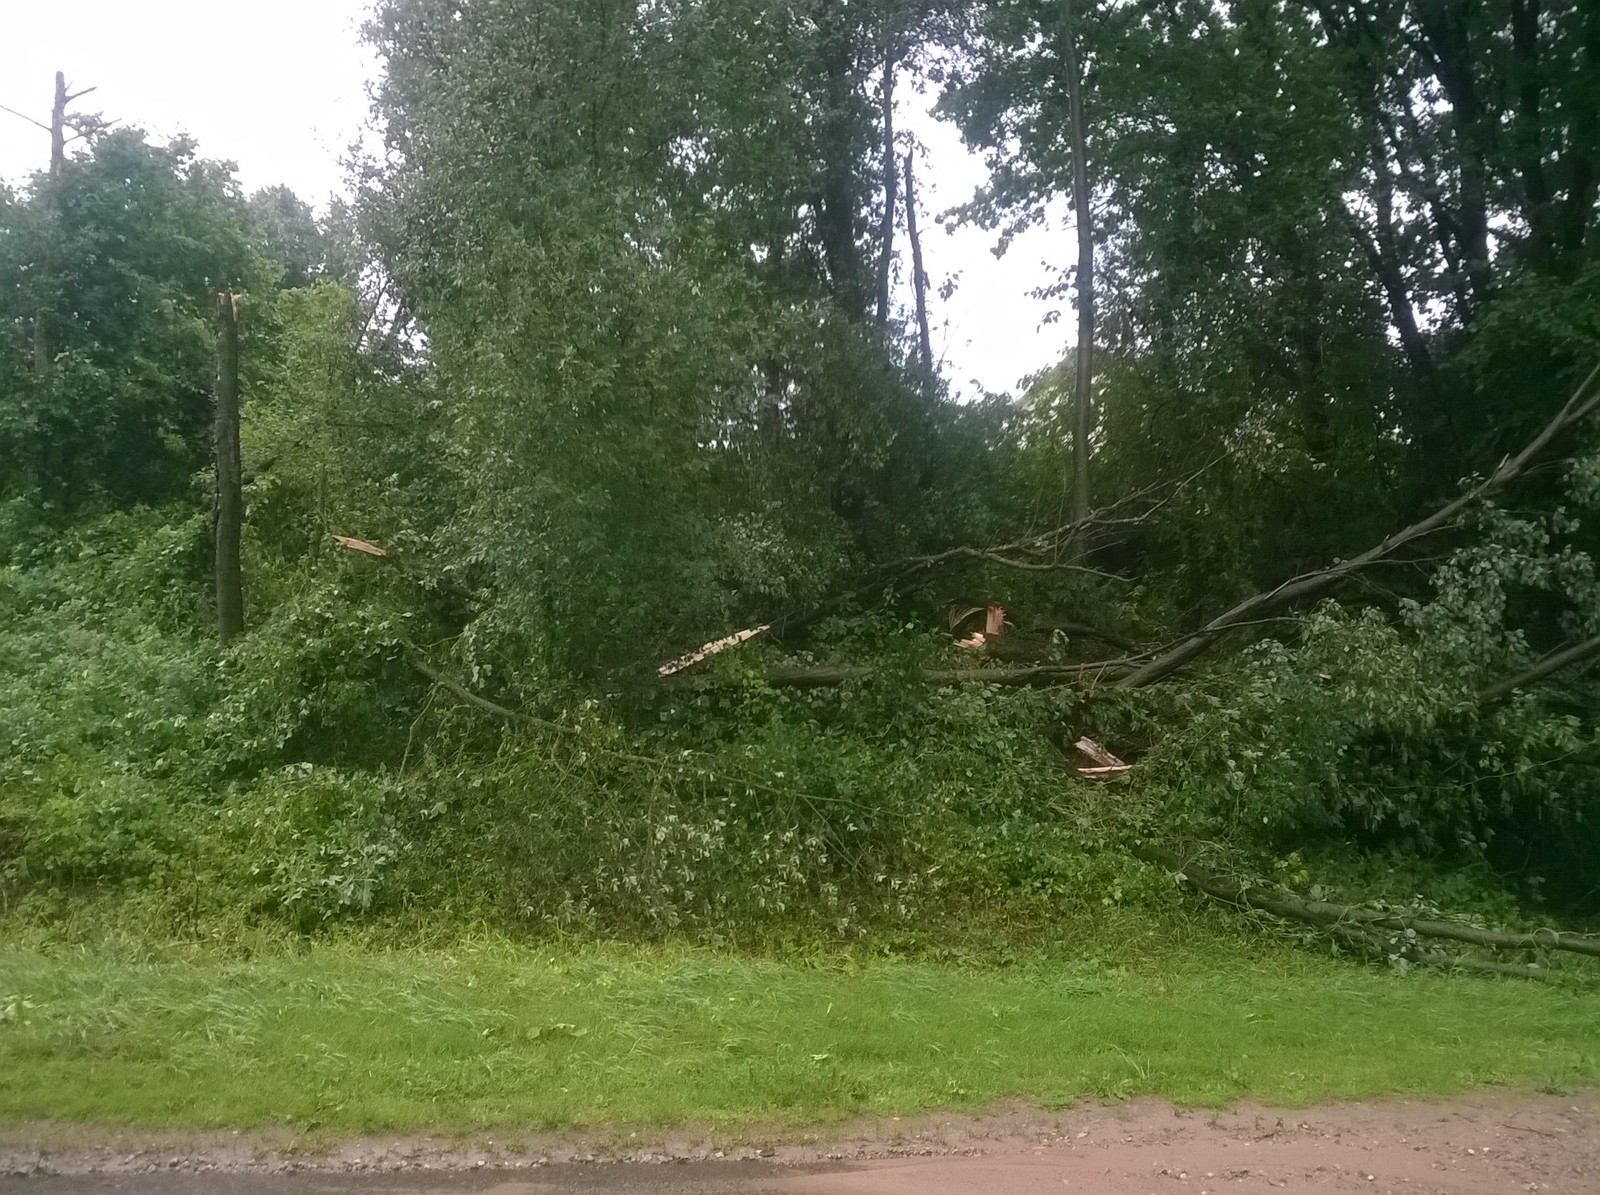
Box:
[1073,736,1129,779]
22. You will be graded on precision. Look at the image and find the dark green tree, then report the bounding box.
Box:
[0,129,273,507]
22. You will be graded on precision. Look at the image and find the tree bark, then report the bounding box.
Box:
[48,70,67,175]
[1062,0,1095,529]
[1477,633,1600,704]
[32,72,69,376]
[214,293,245,645]
[817,0,867,320]
[903,151,933,373]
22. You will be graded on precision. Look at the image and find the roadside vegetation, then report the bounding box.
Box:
[2,0,1599,1129]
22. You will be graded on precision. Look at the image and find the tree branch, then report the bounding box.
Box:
[759,658,1139,689]
[410,655,874,813]
[650,459,1216,680]
[1477,634,1600,704]
[0,101,50,133]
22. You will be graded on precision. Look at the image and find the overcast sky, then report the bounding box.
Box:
[1,0,1066,397]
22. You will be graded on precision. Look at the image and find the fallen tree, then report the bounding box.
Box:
[658,365,1600,695]
[1477,633,1600,704]
[760,658,1140,688]
[409,655,877,821]
[1116,363,1600,688]
[652,465,1214,679]
[1135,841,1600,977]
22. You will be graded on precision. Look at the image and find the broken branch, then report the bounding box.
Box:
[1326,925,1550,978]
[1477,633,1600,703]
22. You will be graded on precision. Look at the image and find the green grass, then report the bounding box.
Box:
[1,939,1596,1135]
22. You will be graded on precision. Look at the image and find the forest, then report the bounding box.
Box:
[2,0,1599,976]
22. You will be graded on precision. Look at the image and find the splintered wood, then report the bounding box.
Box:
[658,625,772,677]
[1073,736,1130,780]
[332,534,388,557]
[951,603,1007,651]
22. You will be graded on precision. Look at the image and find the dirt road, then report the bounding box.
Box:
[3,1091,1595,1194]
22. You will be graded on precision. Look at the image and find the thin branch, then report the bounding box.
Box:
[891,544,1130,582]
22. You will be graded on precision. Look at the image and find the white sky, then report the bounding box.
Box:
[0,0,1066,397]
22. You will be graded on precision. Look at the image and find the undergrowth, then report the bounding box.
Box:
[2,492,1597,951]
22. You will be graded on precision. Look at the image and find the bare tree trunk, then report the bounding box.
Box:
[28,71,96,376]
[903,151,933,373]
[875,42,899,326]
[214,294,245,645]
[1062,0,1095,529]
[48,71,67,175]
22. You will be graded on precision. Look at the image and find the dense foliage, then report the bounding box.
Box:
[1,0,1597,946]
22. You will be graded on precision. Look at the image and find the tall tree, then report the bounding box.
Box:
[1060,0,1094,530]
[359,0,974,680]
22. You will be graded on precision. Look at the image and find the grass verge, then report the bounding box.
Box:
[1,939,1596,1135]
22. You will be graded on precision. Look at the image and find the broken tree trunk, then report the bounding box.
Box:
[214,293,245,645]
[1117,363,1600,689]
[1136,842,1600,963]
[35,73,68,375]
[36,74,67,375]
[2,72,97,374]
